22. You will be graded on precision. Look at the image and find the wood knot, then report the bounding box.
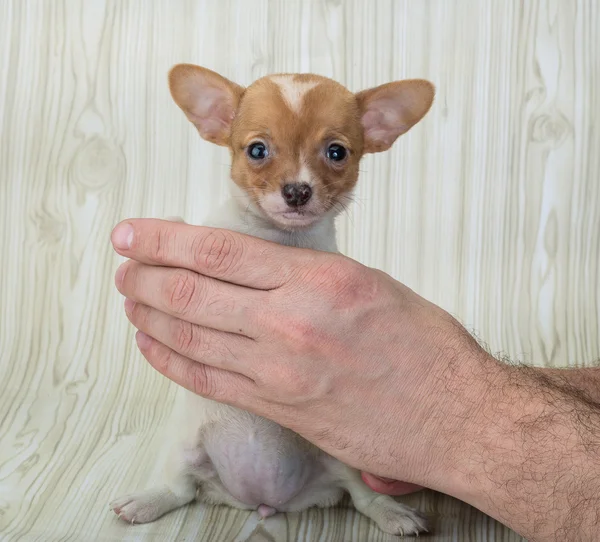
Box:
[529,111,570,148]
[70,136,125,190]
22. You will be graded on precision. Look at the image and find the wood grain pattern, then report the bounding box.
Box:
[0,1,598,540]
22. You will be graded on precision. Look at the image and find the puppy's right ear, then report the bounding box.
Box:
[168,64,245,146]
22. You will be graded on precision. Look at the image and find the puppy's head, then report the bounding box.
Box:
[169,65,434,230]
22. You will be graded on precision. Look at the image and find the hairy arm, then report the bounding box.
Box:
[448,358,600,541]
[539,366,600,403]
[363,365,600,501]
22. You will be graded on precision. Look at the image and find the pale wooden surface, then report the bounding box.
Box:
[1,0,598,540]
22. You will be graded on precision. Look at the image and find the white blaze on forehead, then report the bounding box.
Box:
[270,75,320,114]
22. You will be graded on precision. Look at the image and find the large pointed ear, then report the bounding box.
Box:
[356,80,435,153]
[168,64,245,146]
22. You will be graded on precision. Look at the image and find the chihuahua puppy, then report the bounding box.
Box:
[110,65,434,536]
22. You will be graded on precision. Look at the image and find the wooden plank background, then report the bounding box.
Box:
[1,0,598,540]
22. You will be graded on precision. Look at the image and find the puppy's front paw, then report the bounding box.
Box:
[110,490,169,524]
[365,496,428,536]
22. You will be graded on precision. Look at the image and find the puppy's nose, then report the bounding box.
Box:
[282,183,312,207]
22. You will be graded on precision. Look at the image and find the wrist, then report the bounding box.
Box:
[438,355,516,503]
[420,347,507,498]
[382,328,505,495]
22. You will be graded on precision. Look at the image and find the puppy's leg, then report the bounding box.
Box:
[327,460,428,536]
[110,445,210,524]
[110,472,197,524]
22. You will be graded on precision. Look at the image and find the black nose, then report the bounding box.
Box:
[282,183,312,207]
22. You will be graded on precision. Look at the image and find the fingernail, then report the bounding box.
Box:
[112,223,134,250]
[136,331,152,350]
[124,298,136,315]
[115,262,128,288]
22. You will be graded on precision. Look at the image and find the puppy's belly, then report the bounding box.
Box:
[203,416,321,508]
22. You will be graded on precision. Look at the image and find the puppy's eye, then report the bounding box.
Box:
[326,144,347,162]
[247,142,269,160]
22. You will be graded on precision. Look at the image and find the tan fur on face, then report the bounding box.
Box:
[229,74,363,214]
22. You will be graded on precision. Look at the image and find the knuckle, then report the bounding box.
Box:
[147,226,175,264]
[290,370,311,396]
[166,270,201,315]
[328,260,364,292]
[287,318,319,347]
[172,318,196,353]
[205,295,236,317]
[171,318,225,363]
[148,341,174,373]
[272,315,320,353]
[273,364,314,402]
[192,230,244,277]
[312,258,375,307]
[190,363,217,398]
[303,257,360,292]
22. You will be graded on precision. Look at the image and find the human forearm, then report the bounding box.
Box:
[538,366,600,403]
[447,359,600,541]
[363,366,600,500]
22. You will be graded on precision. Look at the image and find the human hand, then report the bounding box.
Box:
[111,219,496,495]
[360,473,423,495]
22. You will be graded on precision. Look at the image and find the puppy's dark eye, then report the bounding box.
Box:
[247,142,268,160]
[326,144,347,162]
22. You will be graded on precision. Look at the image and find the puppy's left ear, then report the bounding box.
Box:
[356,80,435,153]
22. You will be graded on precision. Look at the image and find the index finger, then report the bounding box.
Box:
[111,219,313,290]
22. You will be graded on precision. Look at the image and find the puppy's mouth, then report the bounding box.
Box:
[277,209,321,228]
[259,207,322,230]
